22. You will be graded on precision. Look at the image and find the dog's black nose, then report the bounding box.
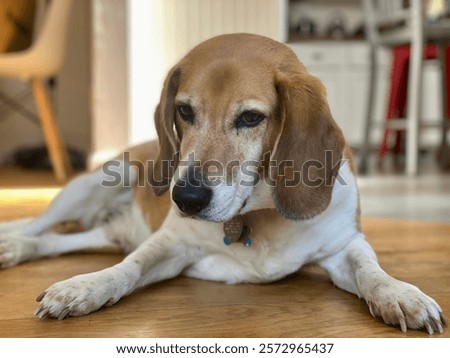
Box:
[172,171,212,215]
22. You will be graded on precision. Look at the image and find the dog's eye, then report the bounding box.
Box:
[236,111,266,129]
[176,105,195,123]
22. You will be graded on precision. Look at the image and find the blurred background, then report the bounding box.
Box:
[0,0,449,222]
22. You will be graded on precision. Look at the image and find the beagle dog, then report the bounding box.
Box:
[0,34,447,333]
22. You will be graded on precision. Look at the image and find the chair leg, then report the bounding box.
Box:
[437,43,450,170]
[358,45,378,174]
[31,78,73,182]
[405,38,423,176]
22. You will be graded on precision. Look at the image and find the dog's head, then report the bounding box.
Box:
[150,34,345,222]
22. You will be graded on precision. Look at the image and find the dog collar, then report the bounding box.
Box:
[223,215,252,247]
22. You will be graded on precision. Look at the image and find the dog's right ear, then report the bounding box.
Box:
[150,67,181,196]
[270,69,345,220]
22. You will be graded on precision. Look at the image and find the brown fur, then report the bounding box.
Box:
[115,141,171,232]
[271,71,345,220]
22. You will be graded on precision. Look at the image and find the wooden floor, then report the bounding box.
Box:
[0,167,449,337]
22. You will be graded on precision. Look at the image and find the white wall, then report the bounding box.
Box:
[90,0,129,167]
[128,0,166,145]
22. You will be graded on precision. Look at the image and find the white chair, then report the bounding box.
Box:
[359,0,450,175]
[0,0,74,182]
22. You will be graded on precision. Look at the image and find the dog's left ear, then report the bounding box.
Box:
[271,70,345,220]
[150,66,182,196]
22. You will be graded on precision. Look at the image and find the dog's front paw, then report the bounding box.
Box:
[0,235,37,269]
[365,278,448,334]
[34,272,122,319]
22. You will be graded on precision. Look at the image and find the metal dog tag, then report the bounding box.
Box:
[223,216,244,245]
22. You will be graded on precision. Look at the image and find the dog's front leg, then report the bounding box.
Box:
[319,234,447,334]
[35,230,200,319]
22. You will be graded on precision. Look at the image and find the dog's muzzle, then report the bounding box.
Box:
[172,168,212,216]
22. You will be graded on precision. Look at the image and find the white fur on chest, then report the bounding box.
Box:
[160,162,360,284]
